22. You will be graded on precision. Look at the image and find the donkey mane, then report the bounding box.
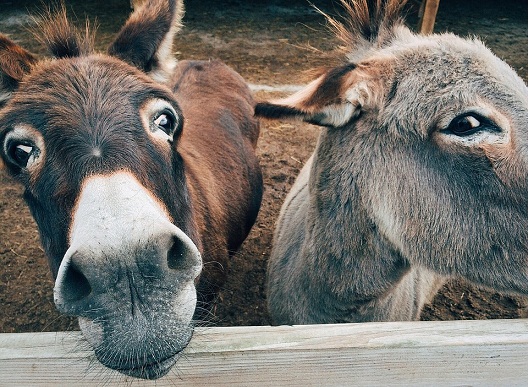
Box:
[34,5,96,58]
[323,0,408,61]
[33,0,182,81]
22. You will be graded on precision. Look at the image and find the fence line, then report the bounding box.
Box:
[0,318,526,386]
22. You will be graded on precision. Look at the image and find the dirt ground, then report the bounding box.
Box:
[0,0,527,333]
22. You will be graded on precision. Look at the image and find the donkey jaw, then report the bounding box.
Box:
[76,280,197,379]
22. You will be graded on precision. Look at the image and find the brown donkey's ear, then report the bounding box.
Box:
[0,34,37,106]
[108,0,184,82]
[255,61,389,128]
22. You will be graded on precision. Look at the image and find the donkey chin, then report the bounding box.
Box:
[76,281,198,380]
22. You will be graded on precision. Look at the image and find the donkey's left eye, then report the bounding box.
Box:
[444,113,500,137]
[153,111,177,135]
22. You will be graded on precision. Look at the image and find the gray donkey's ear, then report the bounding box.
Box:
[0,34,37,107]
[255,61,390,128]
[108,0,184,82]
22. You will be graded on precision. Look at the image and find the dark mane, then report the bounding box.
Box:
[33,3,96,58]
[320,0,408,57]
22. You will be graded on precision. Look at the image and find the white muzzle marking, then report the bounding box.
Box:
[54,171,201,306]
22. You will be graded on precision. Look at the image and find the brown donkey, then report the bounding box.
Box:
[256,0,527,325]
[0,0,262,379]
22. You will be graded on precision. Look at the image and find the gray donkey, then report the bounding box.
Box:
[256,0,528,324]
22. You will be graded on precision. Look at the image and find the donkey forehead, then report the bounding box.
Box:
[14,56,176,118]
[1,55,182,146]
[387,33,527,98]
[0,55,181,185]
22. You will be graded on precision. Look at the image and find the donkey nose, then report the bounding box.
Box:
[53,227,202,316]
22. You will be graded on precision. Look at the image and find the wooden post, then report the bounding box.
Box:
[418,0,441,34]
[130,0,147,10]
[0,319,526,386]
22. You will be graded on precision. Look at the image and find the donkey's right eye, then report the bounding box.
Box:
[6,141,38,168]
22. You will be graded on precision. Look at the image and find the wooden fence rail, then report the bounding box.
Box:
[0,319,526,386]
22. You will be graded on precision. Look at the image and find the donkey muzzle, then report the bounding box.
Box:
[52,171,202,379]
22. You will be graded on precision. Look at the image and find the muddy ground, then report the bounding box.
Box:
[0,0,527,333]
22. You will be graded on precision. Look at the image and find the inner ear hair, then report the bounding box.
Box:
[302,62,358,110]
[0,35,37,80]
[254,103,306,120]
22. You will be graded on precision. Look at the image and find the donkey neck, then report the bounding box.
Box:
[302,129,416,317]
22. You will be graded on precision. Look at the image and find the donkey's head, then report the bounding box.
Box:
[0,0,203,379]
[256,0,527,295]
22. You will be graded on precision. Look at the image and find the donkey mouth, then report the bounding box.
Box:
[89,321,195,380]
[95,329,194,380]
[114,352,181,380]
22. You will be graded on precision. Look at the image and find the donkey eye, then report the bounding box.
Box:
[143,100,182,142]
[445,113,499,137]
[6,141,38,168]
[153,110,177,135]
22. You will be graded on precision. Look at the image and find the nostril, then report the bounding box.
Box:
[62,262,92,303]
[167,237,191,271]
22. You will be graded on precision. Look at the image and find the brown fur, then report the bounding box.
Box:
[34,4,95,58]
[0,0,262,379]
[172,59,262,294]
[0,35,37,107]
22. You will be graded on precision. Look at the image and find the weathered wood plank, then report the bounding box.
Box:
[0,319,526,386]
